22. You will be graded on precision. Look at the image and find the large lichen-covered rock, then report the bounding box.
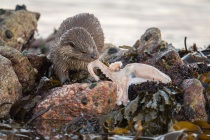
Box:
[0,8,39,51]
[181,78,208,122]
[34,81,117,120]
[0,46,37,93]
[0,55,22,118]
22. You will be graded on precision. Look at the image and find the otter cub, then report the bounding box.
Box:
[50,13,104,83]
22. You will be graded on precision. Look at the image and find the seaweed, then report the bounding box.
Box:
[65,114,100,134]
[101,81,181,136]
[168,121,210,139]
[9,77,61,122]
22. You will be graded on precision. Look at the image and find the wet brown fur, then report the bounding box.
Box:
[50,13,104,83]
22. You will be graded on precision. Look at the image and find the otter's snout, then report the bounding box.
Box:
[90,53,98,59]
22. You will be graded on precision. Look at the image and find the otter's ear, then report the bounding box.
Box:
[69,42,75,47]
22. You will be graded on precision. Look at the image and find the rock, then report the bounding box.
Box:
[34,120,69,139]
[99,43,128,64]
[133,28,195,87]
[0,8,39,51]
[34,81,117,120]
[0,55,22,118]
[33,119,103,139]
[139,43,190,87]
[181,79,208,122]
[26,53,51,81]
[136,28,183,66]
[0,46,37,94]
[110,28,183,70]
[164,64,194,87]
[146,46,183,67]
[133,27,161,54]
[133,28,182,65]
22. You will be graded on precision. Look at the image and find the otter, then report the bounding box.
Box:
[50,13,104,83]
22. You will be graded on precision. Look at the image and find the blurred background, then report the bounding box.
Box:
[1,0,210,48]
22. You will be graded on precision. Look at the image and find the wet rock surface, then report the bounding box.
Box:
[34,81,117,120]
[181,78,208,122]
[132,28,195,87]
[0,55,22,118]
[0,46,37,94]
[0,8,39,51]
[135,28,181,65]
[134,27,162,54]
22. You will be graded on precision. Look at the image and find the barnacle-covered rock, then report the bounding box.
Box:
[0,55,22,118]
[132,28,183,66]
[136,31,183,67]
[132,28,196,87]
[0,46,37,93]
[0,7,39,51]
[34,81,117,120]
[181,79,208,122]
[105,28,184,72]
[147,46,183,67]
[133,27,161,54]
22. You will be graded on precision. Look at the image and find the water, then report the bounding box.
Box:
[1,0,210,48]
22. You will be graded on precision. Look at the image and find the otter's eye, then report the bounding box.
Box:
[69,42,75,48]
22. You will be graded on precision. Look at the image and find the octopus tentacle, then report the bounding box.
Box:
[87,59,116,81]
[88,60,172,106]
[133,63,171,83]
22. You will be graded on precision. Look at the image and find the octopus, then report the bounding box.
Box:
[88,60,172,106]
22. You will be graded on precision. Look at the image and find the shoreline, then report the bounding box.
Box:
[1,0,210,48]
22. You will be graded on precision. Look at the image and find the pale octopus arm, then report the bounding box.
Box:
[109,61,122,71]
[88,60,171,106]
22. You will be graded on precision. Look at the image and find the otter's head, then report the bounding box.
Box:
[59,27,99,62]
